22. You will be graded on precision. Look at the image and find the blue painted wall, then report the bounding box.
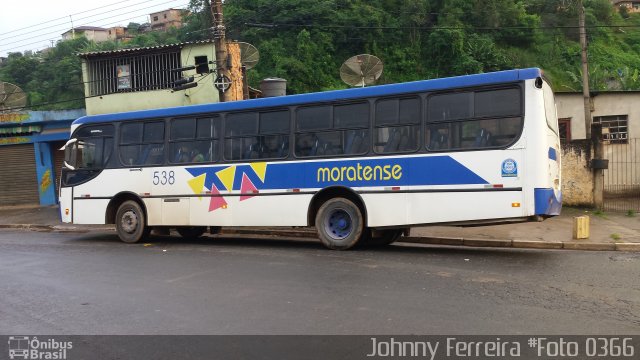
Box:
[34,142,57,205]
[0,109,83,205]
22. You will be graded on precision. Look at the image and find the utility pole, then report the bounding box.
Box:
[578,0,605,208]
[70,15,75,39]
[579,0,591,140]
[211,0,230,102]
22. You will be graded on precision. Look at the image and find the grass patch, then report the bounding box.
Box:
[627,210,637,217]
[610,233,622,241]
[593,209,608,219]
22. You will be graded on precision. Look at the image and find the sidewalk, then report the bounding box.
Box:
[1,205,639,251]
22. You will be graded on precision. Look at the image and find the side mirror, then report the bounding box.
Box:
[63,138,77,170]
[63,161,76,171]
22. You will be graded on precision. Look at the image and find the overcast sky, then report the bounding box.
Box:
[0,0,187,57]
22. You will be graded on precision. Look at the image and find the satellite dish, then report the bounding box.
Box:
[0,82,27,112]
[237,42,259,70]
[340,54,384,87]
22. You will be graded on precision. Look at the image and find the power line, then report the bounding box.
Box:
[0,0,184,52]
[0,0,166,43]
[243,22,640,31]
[0,59,208,97]
[0,0,134,36]
[1,3,191,56]
[1,72,212,112]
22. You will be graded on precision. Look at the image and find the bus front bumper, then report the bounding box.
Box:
[534,188,562,216]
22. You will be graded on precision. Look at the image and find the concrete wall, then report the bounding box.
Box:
[85,30,109,43]
[561,140,594,206]
[83,43,219,115]
[150,9,184,30]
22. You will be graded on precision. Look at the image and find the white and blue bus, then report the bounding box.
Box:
[60,68,561,250]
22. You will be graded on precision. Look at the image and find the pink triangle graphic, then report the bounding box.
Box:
[240,173,258,201]
[209,185,228,212]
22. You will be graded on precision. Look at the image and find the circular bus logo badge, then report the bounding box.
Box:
[501,159,517,177]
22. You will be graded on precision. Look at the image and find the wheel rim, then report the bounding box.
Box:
[324,208,353,240]
[121,210,139,234]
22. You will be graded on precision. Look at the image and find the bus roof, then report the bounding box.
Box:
[73,68,541,126]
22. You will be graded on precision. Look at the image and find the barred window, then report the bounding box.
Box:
[593,115,628,144]
[86,50,182,96]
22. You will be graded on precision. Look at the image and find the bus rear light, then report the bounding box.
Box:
[139,192,151,196]
[493,184,504,188]
[385,187,401,191]
[288,189,301,193]
[82,194,90,198]
[512,202,521,207]
[65,209,69,215]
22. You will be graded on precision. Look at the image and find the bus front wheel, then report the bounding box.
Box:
[315,198,365,250]
[115,200,150,243]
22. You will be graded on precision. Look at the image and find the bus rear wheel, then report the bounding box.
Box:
[315,198,365,250]
[115,200,150,243]
[176,226,207,239]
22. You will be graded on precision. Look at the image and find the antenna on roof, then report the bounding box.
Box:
[0,82,27,113]
[340,54,383,88]
[237,42,259,70]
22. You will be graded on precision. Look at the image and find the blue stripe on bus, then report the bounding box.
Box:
[73,68,542,126]
[548,147,557,161]
[185,156,489,192]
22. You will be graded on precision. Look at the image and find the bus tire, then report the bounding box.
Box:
[177,226,206,239]
[367,229,402,247]
[315,197,365,250]
[115,200,150,243]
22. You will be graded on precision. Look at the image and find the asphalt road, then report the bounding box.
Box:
[0,228,639,335]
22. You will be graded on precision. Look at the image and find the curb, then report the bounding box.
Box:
[2,224,638,252]
[0,224,53,231]
[400,236,637,252]
[0,224,111,232]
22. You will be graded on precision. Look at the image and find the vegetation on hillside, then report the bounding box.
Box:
[2,0,640,110]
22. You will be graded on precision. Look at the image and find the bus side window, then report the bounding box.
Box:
[375,97,420,154]
[426,88,522,151]
[426,125,450,151]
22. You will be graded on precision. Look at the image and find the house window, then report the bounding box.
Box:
[153,16,158,21]
[593,115,628,143]
[164,14,167,19]
[194,56,209,74]
[86,50,181,96]
[559,118,571,142]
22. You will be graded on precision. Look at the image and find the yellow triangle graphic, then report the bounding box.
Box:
[250,162,267,182]
[216,166,236,191]
[187,174,207,200]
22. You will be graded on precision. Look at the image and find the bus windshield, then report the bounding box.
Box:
[64,125,114,170]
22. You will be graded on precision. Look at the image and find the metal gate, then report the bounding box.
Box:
[0,144,39,205]
[603,138,640,211]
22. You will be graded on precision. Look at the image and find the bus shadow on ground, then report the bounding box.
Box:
[70,231,553,261]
